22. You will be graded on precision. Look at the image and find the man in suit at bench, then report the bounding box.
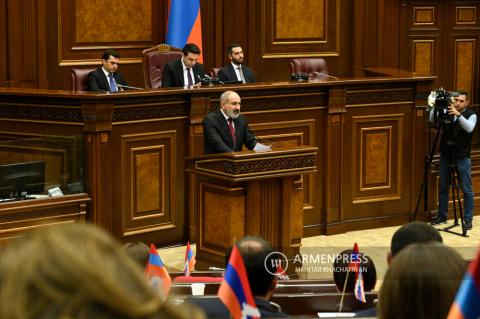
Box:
[189,236,288,318]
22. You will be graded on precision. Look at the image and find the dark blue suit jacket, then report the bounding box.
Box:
[188,297,289,318]
[203,109,257,154]
[161,59,204,88]
[217,64,256,83]
[86,67,127,92]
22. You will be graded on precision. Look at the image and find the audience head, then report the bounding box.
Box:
[182,43,201,69]
[227,42,244,65]
[379,242,466,319]
[225,236,277,299]
[0,223,200,319]
[220,91,241,119]
[389,221,443,264]
[123,241,150,269]
[101,49,120,73]
[333,249,377,292]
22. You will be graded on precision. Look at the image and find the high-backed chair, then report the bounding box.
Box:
[142,44,183,89]
[70,67,96,92]
[289,58,328,79]
[208,67,222,79]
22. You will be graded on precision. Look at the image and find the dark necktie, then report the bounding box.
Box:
[186,68,193,87]
[109,73,118,92]
[228,118,236,146]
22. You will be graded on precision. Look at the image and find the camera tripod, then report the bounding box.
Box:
[411,115,468,237]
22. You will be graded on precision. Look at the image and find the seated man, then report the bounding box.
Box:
[203,90,257,154]
[87,49,128,92]
[161,43,204,88]
[217,43,255,83]
[388,221,443,265]
[189,236,288,318]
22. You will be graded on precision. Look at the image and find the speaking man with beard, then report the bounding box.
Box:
[203,90,258,154]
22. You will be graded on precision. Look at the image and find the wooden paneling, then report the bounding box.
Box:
[120,130,177,238]
[0,0,7,87]
[75,0,152,43]
[352,115,403,203]
[456,6,476,24]
[275,0,325,39]
[413,7,435,25]
[454,39,475,94]
[412,40,434,75]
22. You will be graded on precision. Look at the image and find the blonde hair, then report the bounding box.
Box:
[0,223,203,319]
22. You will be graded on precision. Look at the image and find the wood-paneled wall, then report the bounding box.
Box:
[0,0,478,103]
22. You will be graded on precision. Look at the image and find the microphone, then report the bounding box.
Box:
[313,71,338,80]
[116,84,144,90]
[208,267,225,271]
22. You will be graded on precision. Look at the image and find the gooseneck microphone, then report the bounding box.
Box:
[313,72,338,80]
[116,84,144,90]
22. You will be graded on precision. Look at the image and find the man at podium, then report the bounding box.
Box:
[203,91,258,154]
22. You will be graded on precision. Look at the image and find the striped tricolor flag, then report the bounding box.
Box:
[145,244,171,300]
[218,246,260,319]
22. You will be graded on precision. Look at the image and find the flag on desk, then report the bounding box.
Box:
[166,0,203,62]
[276,264,290,280]
[145,244,172,300]
[447,246,480,319]
[218,246,260,319]
[349,243,366,303]
[184,241,196,276]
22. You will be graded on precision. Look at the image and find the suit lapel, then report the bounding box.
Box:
[175,60,185,87]
[99,69,111,91]
[217,110,234,148]
[227,64,237,81]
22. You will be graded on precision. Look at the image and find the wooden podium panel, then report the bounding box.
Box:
[187,146,317,269]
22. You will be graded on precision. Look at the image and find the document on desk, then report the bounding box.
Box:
[253,142,272,152]
[317,312,355,318]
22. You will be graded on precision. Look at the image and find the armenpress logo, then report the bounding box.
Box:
[264,251,288,276]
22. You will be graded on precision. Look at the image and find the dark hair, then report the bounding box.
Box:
[102,49,120,61]
[379,242,466,319]
[333,249,377,292]
[225,236,275,297]
[457,90,469,99]
[391,222,442,257]
[227,42,242,55]
[182,43,201,56]
[123,242,150,269]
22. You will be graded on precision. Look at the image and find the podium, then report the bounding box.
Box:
[187,146,318,270]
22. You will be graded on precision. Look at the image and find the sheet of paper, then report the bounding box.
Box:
[253,142,272,152]
[317,313,355,318]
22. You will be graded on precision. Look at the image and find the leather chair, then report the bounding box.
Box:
[142,44,183,89]
[289,58,328,80]
[208,67,222,78]
[70,68,96,92]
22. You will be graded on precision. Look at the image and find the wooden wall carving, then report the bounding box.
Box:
[120,131,178,237]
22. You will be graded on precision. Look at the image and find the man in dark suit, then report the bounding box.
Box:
[203,90,257,154]
[87,49,128,92]
[161,43,204,88]
[217,43,256,83]
[188,236,289,318]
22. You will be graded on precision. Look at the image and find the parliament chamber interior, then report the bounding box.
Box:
[0,1,479,317]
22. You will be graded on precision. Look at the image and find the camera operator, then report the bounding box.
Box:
[429,91,476,229]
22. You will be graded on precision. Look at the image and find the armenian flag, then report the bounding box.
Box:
[447,247,480,319]
[184,241,196,276]
[349,243,366,303]
[218,246,260,319]
[145,244,172,300]
[166,0,203,62]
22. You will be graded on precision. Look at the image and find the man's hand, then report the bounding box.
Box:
[448,105,460,117]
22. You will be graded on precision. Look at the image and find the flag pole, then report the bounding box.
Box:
[339,267,350,312]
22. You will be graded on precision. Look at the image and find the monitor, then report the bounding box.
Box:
[0,160,46,198]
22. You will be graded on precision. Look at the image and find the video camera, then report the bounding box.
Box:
[428,88,458,124]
